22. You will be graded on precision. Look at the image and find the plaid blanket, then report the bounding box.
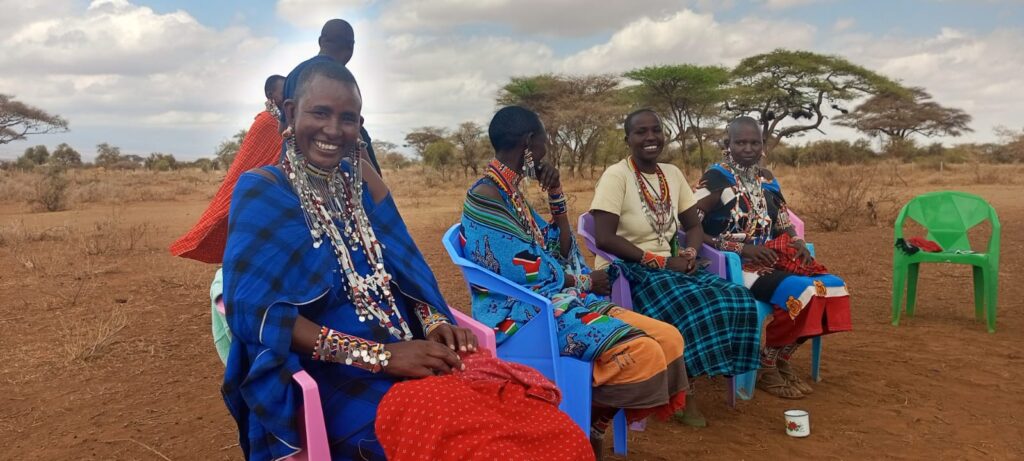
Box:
[610,261,761,378]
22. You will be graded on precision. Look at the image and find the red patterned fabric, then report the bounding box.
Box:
[743,233,830,276]
[376,350,594,461]
[907,236,943,252]
[169,111,283,263]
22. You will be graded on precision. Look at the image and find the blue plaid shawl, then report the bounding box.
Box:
[222,166,452,460]
[461,178,638,362]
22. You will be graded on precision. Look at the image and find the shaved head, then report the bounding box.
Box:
[727,116,761,140]
[318,19,355,64]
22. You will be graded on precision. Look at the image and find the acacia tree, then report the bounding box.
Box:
[497,75,568,168]
[422,139,456,180]
[498,74,626,176]
[214,129,247,169]
[17,145,49,169]
[727,49,899,153]
[403,127,448,158]
[0,94,68,145]
[451,121,487,177]
[624,64,730,167]
[94,142,123,168]
[834,87,972,142]
[50,143,82,168]
[372,140,412,170]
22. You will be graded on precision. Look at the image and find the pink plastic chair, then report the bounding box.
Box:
[218,299,497,461]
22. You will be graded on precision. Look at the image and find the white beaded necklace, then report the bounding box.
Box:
[726,159,772,243]
[282,137,413,341]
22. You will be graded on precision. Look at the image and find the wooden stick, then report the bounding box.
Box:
[102,438,173,461]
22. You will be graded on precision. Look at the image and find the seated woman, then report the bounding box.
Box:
[589,109,761,425]
[461,106,688,454]
[694,116,852,400]
[223,61,593,461]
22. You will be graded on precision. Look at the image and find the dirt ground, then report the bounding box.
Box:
[1,165,1021,460]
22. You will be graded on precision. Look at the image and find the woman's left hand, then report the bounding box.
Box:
[426,323,479,353]
[589,269,612,296]
[790,240,812,265]
[535,163,561,192]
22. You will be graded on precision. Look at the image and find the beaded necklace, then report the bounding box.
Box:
[265,100,282,120]
[723,159,772,244]
[627,157,677,246]
[282,137,413,341]
[485,159,545,245]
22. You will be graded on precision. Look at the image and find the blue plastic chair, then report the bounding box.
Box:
[442,224,628,456]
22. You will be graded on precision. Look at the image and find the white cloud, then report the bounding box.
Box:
[377,0,688,36]
[0,0,279,158]
[833,17,855,32]
[759,0,823,9]
[275,0,374,29]
[561,10,816,74]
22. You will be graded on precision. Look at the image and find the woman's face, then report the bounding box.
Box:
[727,123,763,167]
[626,112,665,163]
[285,75,363,169]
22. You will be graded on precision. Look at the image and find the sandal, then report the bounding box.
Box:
[778,360,814,395]
[757,367,804,400]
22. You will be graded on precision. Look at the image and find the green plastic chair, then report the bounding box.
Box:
[891,191,1001,332]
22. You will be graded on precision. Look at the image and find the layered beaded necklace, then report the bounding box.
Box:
[265,99,282,120]
[724,158,772,244]
[627,157,677,246]
[282,137,413,341]
[485,159,545,245]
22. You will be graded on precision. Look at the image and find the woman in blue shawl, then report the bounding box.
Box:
[461,106,689,456]
[222,61,591,461]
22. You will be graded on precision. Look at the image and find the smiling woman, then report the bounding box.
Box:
[221,60,593,461]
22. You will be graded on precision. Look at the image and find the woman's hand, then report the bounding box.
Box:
[589,269,611,296]
[426,323,479,353]
[741,244,777,266]
[535,163,561,192]
[665,255,696,273]
[383,339,464,378]
[790,239,812,265]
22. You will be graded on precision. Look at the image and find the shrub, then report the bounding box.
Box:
[30,167,69,212]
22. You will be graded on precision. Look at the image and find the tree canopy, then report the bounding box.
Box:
[834,87,972,141]
[0,94,69,145]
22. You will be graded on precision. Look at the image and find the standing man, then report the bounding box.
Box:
[282,19,382,174]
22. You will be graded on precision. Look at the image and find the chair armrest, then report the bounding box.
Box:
[449,308,497,353]
[292,370,330,460]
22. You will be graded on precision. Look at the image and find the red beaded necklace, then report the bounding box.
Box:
[485,159,545,245]
[628,157,676,245]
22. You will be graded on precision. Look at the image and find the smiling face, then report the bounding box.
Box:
[284,74,363,169]
[626,111,665,163]
[726,121,763,168]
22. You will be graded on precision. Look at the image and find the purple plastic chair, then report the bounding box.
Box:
[218,300,498,461]
[576,213,738,410]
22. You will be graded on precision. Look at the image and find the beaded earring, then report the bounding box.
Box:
[524,147,538,181]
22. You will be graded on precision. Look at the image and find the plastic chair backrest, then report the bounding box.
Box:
[576,213,634,309]
[896,191,997,252]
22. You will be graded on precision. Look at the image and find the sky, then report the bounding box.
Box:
[1,0,1022,161]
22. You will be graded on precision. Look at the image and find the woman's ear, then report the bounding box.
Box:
[282,99,297,135]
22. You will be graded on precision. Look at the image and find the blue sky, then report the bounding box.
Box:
[1,0,1022,160]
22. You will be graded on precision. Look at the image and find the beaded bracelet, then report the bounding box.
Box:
[680,247,698,259]
[415,302,450,336]
[548,193,568,216]
[312,326,391,372]
[575,273,592,292]
[641,251,667,269]
[715,238,745,254]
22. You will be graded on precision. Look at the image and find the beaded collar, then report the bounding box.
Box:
[722,158,772,243]
[282,137,413,341]
[627,157,676,246]
[485,159,545,245]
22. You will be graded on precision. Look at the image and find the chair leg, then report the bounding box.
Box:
[985,265,998,333]
[612,410,628,456]
[905,263,920,318]
[891,263,907,326]
[735,369,757,401]
[726,376,737,408]
[810,337,822,383]
[972,265,986,322]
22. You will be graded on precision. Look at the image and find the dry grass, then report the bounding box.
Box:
[59,307,129,364]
